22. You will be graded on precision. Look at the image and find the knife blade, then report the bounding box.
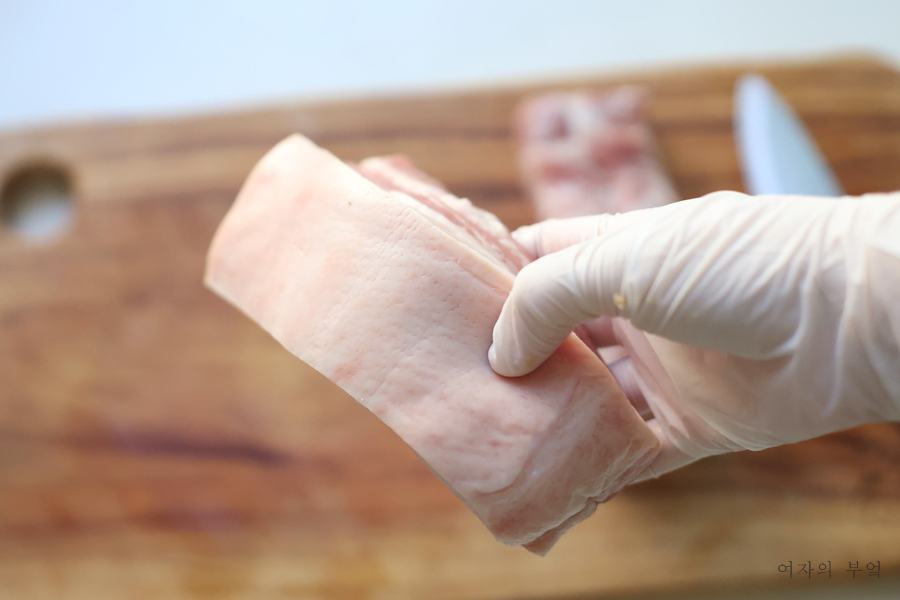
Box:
[734,74,843,197]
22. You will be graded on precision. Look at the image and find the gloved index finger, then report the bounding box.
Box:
[513,210,654,259]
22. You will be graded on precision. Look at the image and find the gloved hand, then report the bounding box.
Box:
[489,191,900,480]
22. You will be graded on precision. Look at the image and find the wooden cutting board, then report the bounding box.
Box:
[1,55,899,600]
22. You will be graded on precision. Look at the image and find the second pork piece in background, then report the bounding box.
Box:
[515,87,679,219]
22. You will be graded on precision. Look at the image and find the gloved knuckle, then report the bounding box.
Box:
[511,262,547,305]
[699,190,748,204]
[513,260,544,290]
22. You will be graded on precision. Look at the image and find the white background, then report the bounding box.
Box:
[2,0,900,130]
[3,2,900,597]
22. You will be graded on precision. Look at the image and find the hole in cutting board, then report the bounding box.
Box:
[1,164,75,243]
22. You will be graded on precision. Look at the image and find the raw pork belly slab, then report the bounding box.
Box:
[204,134,658,554]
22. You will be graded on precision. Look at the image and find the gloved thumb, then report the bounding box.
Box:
[489,212,649,377]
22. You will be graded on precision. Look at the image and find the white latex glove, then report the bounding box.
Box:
[489,191,900,480]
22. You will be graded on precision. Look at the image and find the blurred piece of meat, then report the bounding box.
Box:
[204,135,659,554]
[515,87,679,219]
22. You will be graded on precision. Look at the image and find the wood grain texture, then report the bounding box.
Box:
[1,54,899,600]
